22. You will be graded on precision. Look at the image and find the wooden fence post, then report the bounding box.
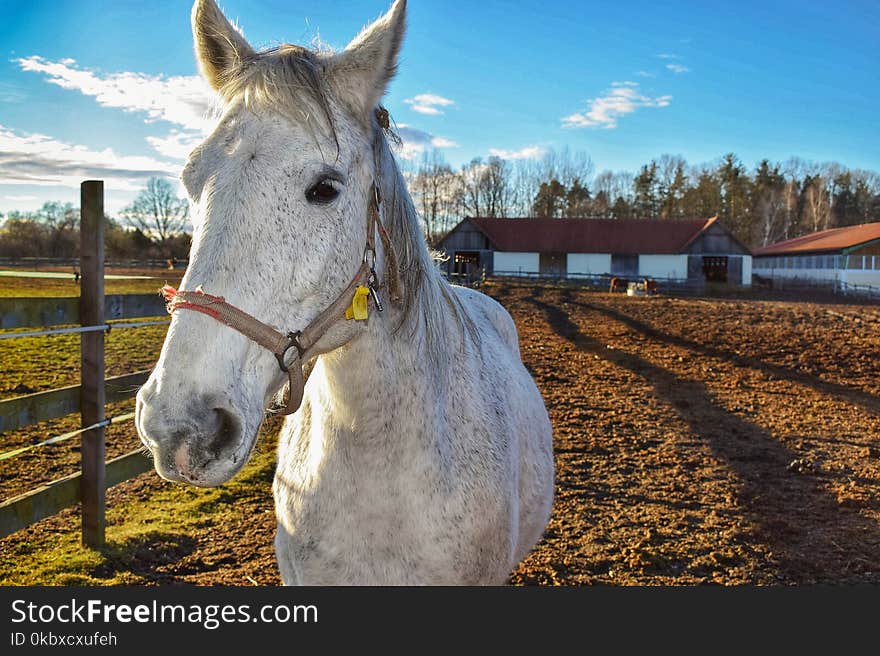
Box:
[80,180,105,547]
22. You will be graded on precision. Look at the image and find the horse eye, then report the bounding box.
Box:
[305,179,340,204]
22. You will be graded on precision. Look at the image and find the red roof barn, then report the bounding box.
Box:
[436,216,752,285]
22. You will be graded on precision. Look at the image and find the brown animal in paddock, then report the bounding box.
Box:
[644,278,658,295]
[609,277,628,293]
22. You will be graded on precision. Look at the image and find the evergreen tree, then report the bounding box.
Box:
[565,178,591,217]
[532,179,567,217]
[632,162,659,218]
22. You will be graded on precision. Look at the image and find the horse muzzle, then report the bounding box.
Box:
[136,386,251,487]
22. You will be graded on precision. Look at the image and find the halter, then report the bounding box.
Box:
[161,181,400,416]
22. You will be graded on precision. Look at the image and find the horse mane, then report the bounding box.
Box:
[215,44,477,359]
[372,127,477,356]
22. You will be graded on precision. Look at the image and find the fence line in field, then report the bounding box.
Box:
[0,181,164,545]
[0,319,169,341]
[0,256,188,270]
[0,412,136,461]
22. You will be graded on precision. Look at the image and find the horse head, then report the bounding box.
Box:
[136,0,407,486]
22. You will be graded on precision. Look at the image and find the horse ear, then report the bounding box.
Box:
[328,0,406,123]
[191,0,255,91]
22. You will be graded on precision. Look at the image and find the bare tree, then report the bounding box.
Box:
[755,187,788,246]
[411,149,461,244]
[459,158,486,218]
[482,156,510,218]
[121,177,189,254]
[35,201,78,257]
[509,158,542,216]
[803,176,832,233]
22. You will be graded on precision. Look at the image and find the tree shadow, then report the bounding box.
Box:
[562,291,880,417]
[526,290,880,583]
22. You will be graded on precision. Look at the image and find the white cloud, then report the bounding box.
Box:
[656,53,680,60]
[0,124,179,191]
[3,195,37,201]
[666,63,690,74]
[636,70,654,78]
[488,145,548,160]
[16,55,218,164]
[393,125,458,159]
[17,56,217,132]
[145,130,204,161]
[404,93,455,116]
[430,137,458,148]
[562,82,672,129]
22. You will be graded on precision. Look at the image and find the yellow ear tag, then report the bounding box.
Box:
[345,285,371,321]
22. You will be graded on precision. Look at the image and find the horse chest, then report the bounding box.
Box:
[272,416,515,584]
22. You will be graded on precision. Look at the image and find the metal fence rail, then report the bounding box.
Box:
[0,256,188,269]
[0,412,136,461]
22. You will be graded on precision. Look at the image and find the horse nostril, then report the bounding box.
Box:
[207,407,240,457]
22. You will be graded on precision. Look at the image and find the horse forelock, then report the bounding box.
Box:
[217,44,339,150]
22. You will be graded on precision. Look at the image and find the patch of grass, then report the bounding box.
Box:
[0,269,281,586]
[0,439,277,586]
[0,270,178,396]
[0,323,169,398]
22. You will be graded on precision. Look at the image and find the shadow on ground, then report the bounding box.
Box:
[526,286,880,583]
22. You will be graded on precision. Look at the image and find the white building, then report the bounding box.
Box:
[753,222,880,290]
[438,216,752,286]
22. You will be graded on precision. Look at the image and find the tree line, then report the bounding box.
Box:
[0,178,191,261]
[3,153,878,260]
[404,149,880,248]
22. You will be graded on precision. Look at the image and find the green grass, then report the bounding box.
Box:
[0,270,178,396]
[0,435,277,585]
[0,268,277,586]
[0,321,169,397]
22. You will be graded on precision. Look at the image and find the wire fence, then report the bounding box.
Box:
[0,412,136,462]
[0,181,164,543]
[0,319,170,341]
[0,256,188,270]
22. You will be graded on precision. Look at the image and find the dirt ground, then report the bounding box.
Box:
[3,281,880,585]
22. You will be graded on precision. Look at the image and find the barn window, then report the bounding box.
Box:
[701,256,728,282]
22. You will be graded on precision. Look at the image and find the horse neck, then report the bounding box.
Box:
[316,302,437,425]
[314,135,453,422]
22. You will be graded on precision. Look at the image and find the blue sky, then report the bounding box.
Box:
[1,0,878,214]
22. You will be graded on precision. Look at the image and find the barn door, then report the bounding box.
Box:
[687,255,704,280]
[728,256,742,285]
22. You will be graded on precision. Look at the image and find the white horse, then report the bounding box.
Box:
[136,0,554,585]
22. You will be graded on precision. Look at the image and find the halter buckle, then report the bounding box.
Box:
[363,245,377,270]
[276,331,303,373]
[368,269,384,312]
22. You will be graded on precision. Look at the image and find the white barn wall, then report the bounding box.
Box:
[494,251,539,274]
[567,253,611,275]
[752,266,880,288]
[751,267,836,282]
[742,255,752,286]
[844,270,880,286]
[638,254,688,279]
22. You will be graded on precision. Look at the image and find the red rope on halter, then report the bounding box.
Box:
[160,284,224,320]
